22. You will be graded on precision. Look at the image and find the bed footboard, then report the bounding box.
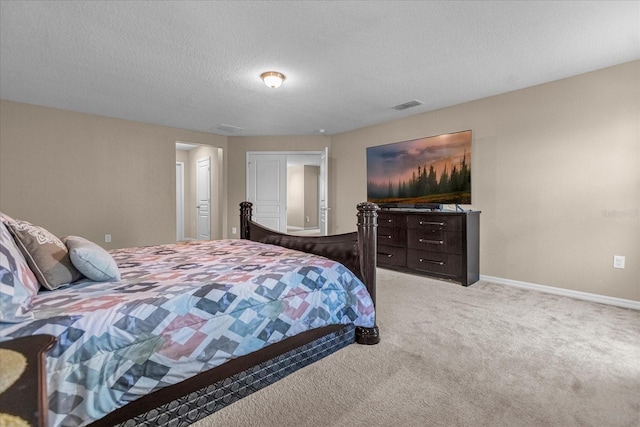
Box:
[240,201,380,345]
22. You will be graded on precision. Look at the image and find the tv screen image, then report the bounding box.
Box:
[366,130,472,207]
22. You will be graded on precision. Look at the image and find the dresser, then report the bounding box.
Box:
[376,209,480,286]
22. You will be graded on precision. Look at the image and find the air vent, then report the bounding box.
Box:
[212,124,244,133]
[391,100,424,111]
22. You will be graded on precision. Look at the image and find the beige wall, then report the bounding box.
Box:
[1,61,637,301]
[331,61,639,301]
[0,100,227,249]
[225,135,330,235]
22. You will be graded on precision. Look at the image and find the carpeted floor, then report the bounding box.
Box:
[193,268,640,427]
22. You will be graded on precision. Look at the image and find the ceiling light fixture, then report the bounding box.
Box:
[261,71,286,89]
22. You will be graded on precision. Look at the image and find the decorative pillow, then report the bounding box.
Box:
[0,218,39,322]
[0,212,17,224]
[63,236,121,282]
[5,219,82,290]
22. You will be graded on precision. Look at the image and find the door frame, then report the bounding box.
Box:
[176,142,225,241]
[176,161,185,241]
[246,150,328,234]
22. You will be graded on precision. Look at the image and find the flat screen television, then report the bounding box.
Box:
[366,130,472,209]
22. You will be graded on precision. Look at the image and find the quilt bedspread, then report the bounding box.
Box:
[0,239,375,427]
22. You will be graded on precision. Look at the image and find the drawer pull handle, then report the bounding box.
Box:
[419,221,445,226]
[384,235,393,239]
[418,238,443,245]
[378,252,393,258]
[419,258,445,266]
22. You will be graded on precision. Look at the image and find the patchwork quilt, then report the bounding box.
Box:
[0,239,375,427]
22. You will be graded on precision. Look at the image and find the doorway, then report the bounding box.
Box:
[176,142,223,241]
[246,149,328,235]
[286,158,320,235]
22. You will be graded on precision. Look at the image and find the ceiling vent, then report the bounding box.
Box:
[212,124,244,134]
[391,100,424,111]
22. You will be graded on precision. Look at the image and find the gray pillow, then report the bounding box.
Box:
[63,236,121,282]
[6,219,82,290]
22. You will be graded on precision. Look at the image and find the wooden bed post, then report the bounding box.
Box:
[355,202,380,345]
[240,201,252,239]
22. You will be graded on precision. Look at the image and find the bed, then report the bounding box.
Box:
[0,201,379,427]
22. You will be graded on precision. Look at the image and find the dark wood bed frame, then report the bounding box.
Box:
[88,201,379,426]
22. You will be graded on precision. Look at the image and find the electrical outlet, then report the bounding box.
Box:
[231,227,237,235]
[105,234,112,243]
[613,255,625,269]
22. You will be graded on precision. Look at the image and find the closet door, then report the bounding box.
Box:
[246,153,287,232]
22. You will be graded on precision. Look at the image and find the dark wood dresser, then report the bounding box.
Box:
[377,209,480,286]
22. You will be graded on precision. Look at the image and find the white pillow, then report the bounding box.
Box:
[63,236,121,282]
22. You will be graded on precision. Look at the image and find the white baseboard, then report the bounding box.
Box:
[479,275,640,310]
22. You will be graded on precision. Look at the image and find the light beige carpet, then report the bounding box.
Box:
[193,268,640,427]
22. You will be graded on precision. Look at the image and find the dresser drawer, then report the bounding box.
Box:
[407,250,462,277]
[377,226,406,247]
[378,212,405,228]
[407,229,462,254]
[374,210,480,286]
[407,215,462,232]
[377,245,406,267]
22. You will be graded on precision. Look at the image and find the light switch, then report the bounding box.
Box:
[613,255,625,269]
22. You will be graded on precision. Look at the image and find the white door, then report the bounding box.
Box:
[176,162,185,241]
[319,147,329,235]
[196,157,211,240]
[246,153,287,232]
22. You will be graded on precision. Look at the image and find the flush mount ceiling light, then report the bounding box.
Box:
[260,71,286,89]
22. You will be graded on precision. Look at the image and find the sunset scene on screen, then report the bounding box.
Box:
[366,130,472,205]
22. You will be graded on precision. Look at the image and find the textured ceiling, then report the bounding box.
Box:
[1,1,638,136]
